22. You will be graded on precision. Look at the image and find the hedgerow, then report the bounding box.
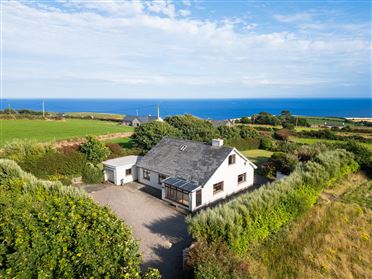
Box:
[187,149,359,255]
[0,159,160,278]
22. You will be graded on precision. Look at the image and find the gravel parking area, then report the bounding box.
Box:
[90,182,190,279]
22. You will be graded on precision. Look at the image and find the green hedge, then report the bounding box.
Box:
[82,163,104,184]
[187,149,359,254]
[0,159,159,278]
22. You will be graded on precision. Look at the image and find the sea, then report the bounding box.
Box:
[1,98,371,120]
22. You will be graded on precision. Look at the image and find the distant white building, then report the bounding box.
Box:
[103,138,256,212]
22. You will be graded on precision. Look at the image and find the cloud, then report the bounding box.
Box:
[3,1,371,98]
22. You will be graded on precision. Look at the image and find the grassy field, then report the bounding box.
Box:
[241,149,273,165]
[298,115,351,126]
[106,137,134,148]
[247,172,372,278]
[0,119,134,146]
[65,112,124,120]
[291,137,372,150]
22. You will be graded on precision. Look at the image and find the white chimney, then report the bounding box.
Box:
[212,138,223,147]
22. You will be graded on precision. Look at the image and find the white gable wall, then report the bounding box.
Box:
[104,164,138,185]
[190,149,254,211]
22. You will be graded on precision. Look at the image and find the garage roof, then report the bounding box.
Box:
[103,155,142,168]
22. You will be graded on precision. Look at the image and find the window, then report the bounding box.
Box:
[158,174,167,185]
[213,181,224,194]
[238,173,246,184]
[143,169,150,180]
[164,184,190,206]
[126,168,132,176]
[228,154,236,165]
[196,190,202,207]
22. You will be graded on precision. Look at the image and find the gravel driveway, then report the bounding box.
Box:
[89,182,191,279]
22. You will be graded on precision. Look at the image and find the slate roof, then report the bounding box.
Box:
[136,137,235,189]
[123,115,158,124]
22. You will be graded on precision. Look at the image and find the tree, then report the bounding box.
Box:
[251,112,281,126]
[131,121,182,150]
[240,116,251,124]
[80,136,110,164]
[218,126,240,140]
[270,152,299,175]
[274,128,291,141]
[165,114,219,142]
[238,125,259,139]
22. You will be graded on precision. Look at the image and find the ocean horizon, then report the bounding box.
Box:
[2,98,371,120]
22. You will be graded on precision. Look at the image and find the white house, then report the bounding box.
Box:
[103,156,142,185]
[103,138,256,212]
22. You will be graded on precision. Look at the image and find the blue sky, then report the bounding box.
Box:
[3,0,371,99]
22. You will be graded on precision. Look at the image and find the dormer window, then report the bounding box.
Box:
[228,154,236,165]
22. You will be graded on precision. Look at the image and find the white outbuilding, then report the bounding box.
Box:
[103,155,142,185]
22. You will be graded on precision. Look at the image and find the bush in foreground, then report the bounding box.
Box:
[0,159,159,278]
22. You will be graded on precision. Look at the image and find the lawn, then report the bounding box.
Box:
[241,149,273,165]
[0,119,134,146]
[298,115,351,126]
[106,137,134,148]
[291,137,372,150]
[65,112,124,120]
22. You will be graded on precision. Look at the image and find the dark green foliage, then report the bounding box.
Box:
[165,114,219,142]
[80,136,110,164]
[187,150,359,255]
[260,137,273,150]
[240,116,251,124]
[217,126,240,140]
[82,163,103,184]
[270,152,299,175]
[20,151,86,178]
[252,112,281,126]
[131,121,182,150]
[238,125,259,139]
[0,159,159,278]
[282,122,295,130]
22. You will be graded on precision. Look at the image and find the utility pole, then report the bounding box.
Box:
[42,100,45,118]
[8,103,10,114]
[157,104,160,119]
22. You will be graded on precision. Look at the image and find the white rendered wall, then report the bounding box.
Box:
[190,149,255,211]
[137,167,163,190]
[104,164,137,185]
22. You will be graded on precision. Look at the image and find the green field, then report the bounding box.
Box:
[0,119,134,146]
[291,137,372,150]
[106,137,134,148]
[242,149,273,165]
[65,112,124,120]
[298,115,350,126]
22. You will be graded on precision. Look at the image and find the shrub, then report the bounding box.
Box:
[80,136,110,164]
[82,163,103,184]
[251,112,281,126]
[240,116,251,124]
[225,138,261,150]
[106,142,124,156]
[282,122,295,130]
[3,140,55,163]
[187,149,359,255]
[332,141,372,169]
[238,125,259,139]
[0,159,158,278]
[217,126,240,140]
[260,137,273,150]
[270,152,299,175]
[186,241,249,279]
[274,128,290,141]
